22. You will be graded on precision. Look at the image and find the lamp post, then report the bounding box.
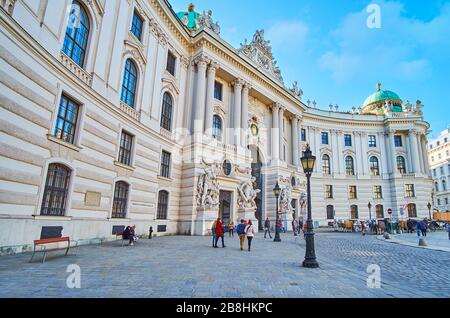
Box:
[300,144,319,268]
[368,202,372,221]
[427,202,432,221]
[273,182,281,242]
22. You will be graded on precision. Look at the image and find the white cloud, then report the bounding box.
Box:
[266,20,309,49]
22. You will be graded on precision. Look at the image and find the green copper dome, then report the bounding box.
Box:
[361,83,403,115]
[177,3,200,31]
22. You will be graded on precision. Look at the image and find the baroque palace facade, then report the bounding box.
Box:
[0,0,432,253]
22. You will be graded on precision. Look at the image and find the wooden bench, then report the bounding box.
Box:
[30,237,71,263]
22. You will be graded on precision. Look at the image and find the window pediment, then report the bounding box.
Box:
[161,77,179,95]
[123,40,147,66]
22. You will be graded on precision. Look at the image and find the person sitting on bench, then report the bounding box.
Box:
[123,226,137,246]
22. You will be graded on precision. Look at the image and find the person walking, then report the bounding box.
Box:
[361,221,366,236]
[264,217,272,239]
[446,221,450,240]
[292,218,298,236]
[245,220,255,252]
[419,219,427,237]
[416,221,422,237]
[228,221,235,237]
[214,218,225,248]
[211,219,217,247]
[298,219,303,235]
[236,219,247,251]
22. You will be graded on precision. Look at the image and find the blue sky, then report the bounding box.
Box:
[170,0,450,138]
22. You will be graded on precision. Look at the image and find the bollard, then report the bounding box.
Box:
[418,238,427,247]
[383,233,391,240]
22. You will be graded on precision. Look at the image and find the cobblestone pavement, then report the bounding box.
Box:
[379,232,450,252]
[0,230,448,298]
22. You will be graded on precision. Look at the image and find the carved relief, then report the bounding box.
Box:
[195,161,220,209]
[237,176,261,209]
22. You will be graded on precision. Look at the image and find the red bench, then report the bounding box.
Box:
[30,237,71,263]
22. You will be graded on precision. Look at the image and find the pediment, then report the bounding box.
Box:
[124,40,147,66]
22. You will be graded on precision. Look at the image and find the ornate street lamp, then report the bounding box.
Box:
[368,202,372,221]
[427,202,432,221]
[300,144,319,268]
[273,182,281,242]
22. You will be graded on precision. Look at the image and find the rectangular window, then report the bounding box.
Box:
[368,135,377,147]
[157,191,169,220]
[166,51,176,76]
[131,11,144,41]
[118,132,133,166]
[321,132,329,145]
[54,94,80,144]
[348,186,357,199]
[440,167,444,175]
[373,186,383,199]
[325,185,333,199]
[405,184,415,198]
[301,129,306,142]
[394,135,403,147]
[445,198,449,205]
[433,169,437,177]
[214,81,223,101]
[437,199,441,205]
[344,134,352,147]
[160,151,171,178]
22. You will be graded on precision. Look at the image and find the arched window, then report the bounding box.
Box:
[350,205,359,219]
[345,156,355,176]
[376,204,384,219]
[369,156,380,176]
[435,182,439,192]
[326,205,334,220]
[120,59,138,108]
[443,180,447,191]
[160,92,173,131]
[112,181,129,219]
[62,0,90,67]
[157,190,169,220]
[212,115,222,140]
[397,156,406,174]
[322,154,331,175]
[40,164,72,216]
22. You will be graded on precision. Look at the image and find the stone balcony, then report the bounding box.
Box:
[59,52,92,86]
[119,101,140,121]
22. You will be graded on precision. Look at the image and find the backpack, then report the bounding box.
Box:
[237,223,246,235]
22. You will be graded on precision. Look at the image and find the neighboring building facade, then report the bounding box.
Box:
[0,0,432,253]
[428,128,450,212]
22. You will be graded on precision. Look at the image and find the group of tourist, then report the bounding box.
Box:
[211,218,255,251]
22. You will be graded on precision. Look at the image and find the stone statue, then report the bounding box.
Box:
[237,177,261,209]
[290,81,303,100]
[196,162,220,209]
[280,186,292,213]
[415,100,423,115]
[198,10,220,35]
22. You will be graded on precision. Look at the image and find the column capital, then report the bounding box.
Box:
[194,54,210,68]
[243,82,252,91]
[388,129,397,135]
[271,102,282,112]
[232,78,245,88]
[208,61,220,73]
[180,56,190,70]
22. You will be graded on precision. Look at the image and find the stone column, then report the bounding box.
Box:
[314,129,322,173]
[378,132,388,177]
[241,82,251,147]
[330,130,338,175]
[411,130,421,174]
[417,133,425,174]
[421,134,430,175]
[291,115,300,166]
[192,54,209,133]
[232,79,244,146]
[355,132,363,176]
[336,130,343,175]
[361,133,369,176]
[279,106,285,161]
[406,131,414,173]
[271,103,280,163]
[388,130,397,175]
[204,61,219,135]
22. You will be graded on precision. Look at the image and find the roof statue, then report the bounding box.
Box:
[176,4,220,35]
[239,30,284,84]
[290,81,303,100]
